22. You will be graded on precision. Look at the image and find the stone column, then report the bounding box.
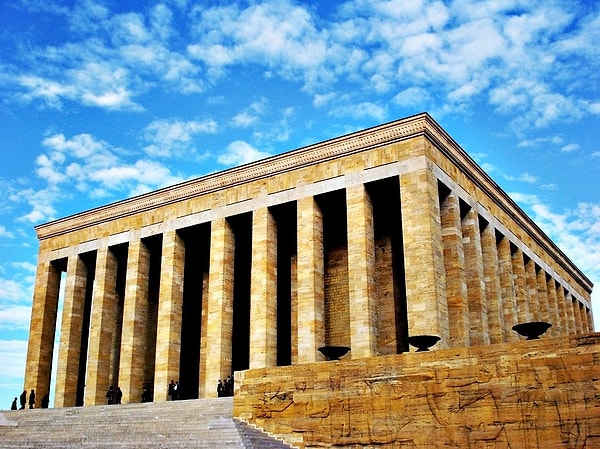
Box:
[346,184,378,358]
[290,254,298,365]
[85,245,118,405]
[480,225,504,344]
[573,300,583,335]
[536,268,550,325]
[497,236,517,341]
[525,259,540,321]
[511,248,531,324]
[119,238,150,404]
[249,208,278,368]
[440,191,469,347]
[546,277,560,337]
[581,306,592,333]
[400,168,448,347]
[24,259,62,405]
[556,284,569,335]
[154,230,185,401]
[296,196,325,363]
[202,218,234,396]
[462,207,489,346]
[199,271,210,398]
[564,291,576,335]
[54,254,88,408]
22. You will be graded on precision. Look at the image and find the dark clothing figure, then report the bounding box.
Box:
[168,380,176,401]
[174,381,179,400]
[106,386,115,405]
[141,386,152,403]
[19,390,26,410]
[11,398,17,410]
[41,394,49,409]
[224,375,234,397]
[115,387,123,404]
[217,380,224,397]
[28,389,35,409]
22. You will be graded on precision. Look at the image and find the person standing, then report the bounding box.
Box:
[115,386,123,404]
[41,394,50,409]
[106,386,115,405]
[11,397,17,410]
[28,389,35,409]
[168,380,176,401]
[19,390,26,410]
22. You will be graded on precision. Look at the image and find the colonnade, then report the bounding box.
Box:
[25,166,593,409]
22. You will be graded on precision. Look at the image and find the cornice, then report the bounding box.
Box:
[35,112,433,240]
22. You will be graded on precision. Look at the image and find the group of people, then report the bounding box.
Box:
[10,375,236,410]
[11,389,49,410]
[168,380,180,400]
[105,386,123,405]
[217,375,234,397]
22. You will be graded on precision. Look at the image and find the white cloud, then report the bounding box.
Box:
[188,0,330,89]
[231,100,268,128]
[504,172,538,184]
[217,141,271,166]
[143,118,218,158]
[517,136,564,148]
[511,193,600,286]
[5,0,598,136]
[14,186,60,224]
[0,278,29,303]
[0,340,28,379]
[0,225,15,239]
[0,306,32,331]
[8,131,195,223]
[330,101,387,121]
[561,143,580,153]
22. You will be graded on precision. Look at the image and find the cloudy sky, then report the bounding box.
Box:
[1,0,599,408]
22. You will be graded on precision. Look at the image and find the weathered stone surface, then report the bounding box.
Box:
[235,333,600,449]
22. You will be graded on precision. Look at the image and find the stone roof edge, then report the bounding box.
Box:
[34,112,593,293]
[34,112,432,240]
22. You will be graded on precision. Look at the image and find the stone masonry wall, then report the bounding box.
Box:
[234,333,600,448]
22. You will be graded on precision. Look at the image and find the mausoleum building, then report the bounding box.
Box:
[25,112,593,408]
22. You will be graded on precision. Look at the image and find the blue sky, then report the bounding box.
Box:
[1,0,599,409]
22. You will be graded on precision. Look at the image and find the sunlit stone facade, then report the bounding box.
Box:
[25,113,593,408]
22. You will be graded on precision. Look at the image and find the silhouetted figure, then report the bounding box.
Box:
[217,380,224,397]
[41,394,49,409]
[19,390,26,410]
[115,386,123,404]
[225,375,234,397]
[168,380,176,400]
[106,386,115,405]
[28,389,35,409]
[141,386,152,403]
[174,381,179,400]
[11,398,17,410]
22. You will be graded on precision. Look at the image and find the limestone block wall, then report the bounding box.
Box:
[234,333,600,449]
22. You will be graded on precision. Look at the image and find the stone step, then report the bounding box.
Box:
[0,398,296,449]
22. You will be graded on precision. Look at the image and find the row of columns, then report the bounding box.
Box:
[439,189,592,347]
[26,168,592,408]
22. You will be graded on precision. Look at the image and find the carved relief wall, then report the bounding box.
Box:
[234,334,600,448]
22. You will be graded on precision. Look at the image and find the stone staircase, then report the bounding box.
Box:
[0,398,296,449]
